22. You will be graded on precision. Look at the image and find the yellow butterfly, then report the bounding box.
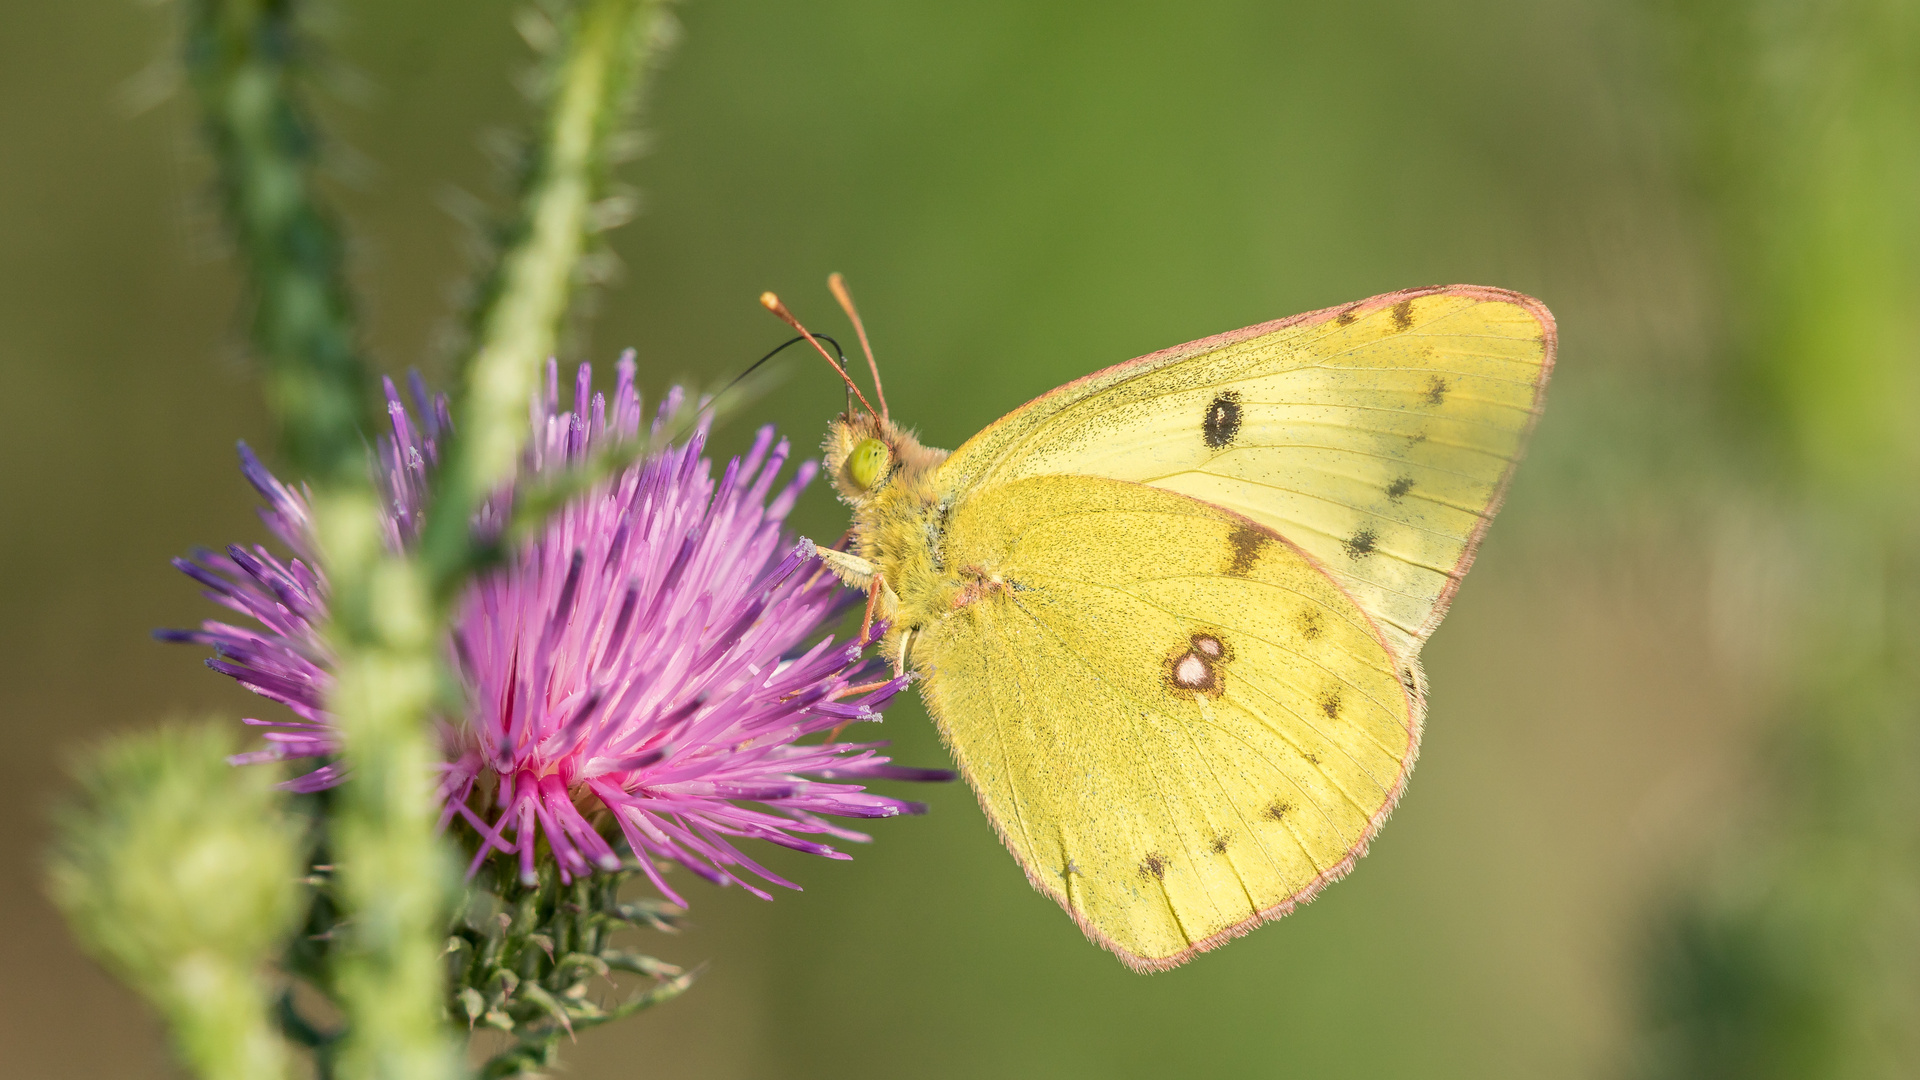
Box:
[764,281,1555,971]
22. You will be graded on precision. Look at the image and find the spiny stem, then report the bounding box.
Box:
[184,3,459,1077]
[321,504,460,1080]
[184,2,678,1077]
[422,0,675,594]
[183,0,377,487]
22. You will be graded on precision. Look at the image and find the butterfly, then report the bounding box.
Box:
[763,281,1554,971]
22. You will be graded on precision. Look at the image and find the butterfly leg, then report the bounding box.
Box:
[808,542,901,634]
[894,625,914,677]
[859,582,884,643]
[805,542,908,740]
[809,541,877,586]
[834,678,898,698]
[824,670,899,743]
[824,612,914,747]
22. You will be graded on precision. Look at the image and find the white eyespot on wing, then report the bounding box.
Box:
[1174,654,1210,688]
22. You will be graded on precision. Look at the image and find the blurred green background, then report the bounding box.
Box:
[4,1,1915,1077]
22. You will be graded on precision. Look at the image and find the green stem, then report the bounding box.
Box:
[322,501,461,1080]
[184,2,677,1076]
[184,3,460,1077]
[183,0,377,487]
[422,0,673,593]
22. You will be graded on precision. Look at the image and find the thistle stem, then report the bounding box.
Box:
[422,0,674,593]
[183,0,377,487]
[321,503,459,1080]
[184,2,675,1076]
[184,3,459,1077]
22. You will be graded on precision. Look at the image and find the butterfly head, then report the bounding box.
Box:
[823,412,947,507]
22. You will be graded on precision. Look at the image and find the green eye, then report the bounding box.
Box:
[847,437,891,490]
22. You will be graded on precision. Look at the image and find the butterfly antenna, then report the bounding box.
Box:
[760,291,879,419]
[664,333,849,443]
[828,272,888,422]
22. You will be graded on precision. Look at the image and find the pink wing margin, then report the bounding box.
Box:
[952,284,1556,972]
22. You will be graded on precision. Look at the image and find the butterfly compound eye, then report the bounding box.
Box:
[847,437,892,491]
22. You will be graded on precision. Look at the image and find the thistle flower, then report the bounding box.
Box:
[162,357,948,903]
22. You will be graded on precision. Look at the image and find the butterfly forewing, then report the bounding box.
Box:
[942,286,1555,664]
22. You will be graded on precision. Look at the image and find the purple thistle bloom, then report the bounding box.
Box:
[164,356,949,902]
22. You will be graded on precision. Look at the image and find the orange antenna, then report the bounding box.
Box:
[828,272,888,421]
[760,292,879,419]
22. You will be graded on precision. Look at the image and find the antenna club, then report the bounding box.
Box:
[827,272,888,422]
[755,286,880,419]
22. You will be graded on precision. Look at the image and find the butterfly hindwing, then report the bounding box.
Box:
[915,474,1418,970]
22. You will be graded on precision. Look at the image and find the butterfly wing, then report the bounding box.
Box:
[940,285,1554,665]
[915,474,1417,971]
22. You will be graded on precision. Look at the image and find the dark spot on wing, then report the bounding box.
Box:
[1303,751,1321,766]
[1424,376,1449,406]
[1319,688,1342,719]
[1298,609,1323,641]
[1344,528,1378,559]
[1335,306,1358,326]
[1203,391,1243,449]
[1209,833,1232,855]
[1139,852,1168,880]
[1226,522,1271,577]
[1264,800,1294,822]
[1391,299,1415,331]
[1386,476,1415,499]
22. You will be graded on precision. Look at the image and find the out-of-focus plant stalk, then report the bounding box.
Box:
[184,2,678,1077]
[323,528,458,1080]
[182,0,377,487]
[421,0,673,593]
[184,3,460,1078]
[321,1,674,1068]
